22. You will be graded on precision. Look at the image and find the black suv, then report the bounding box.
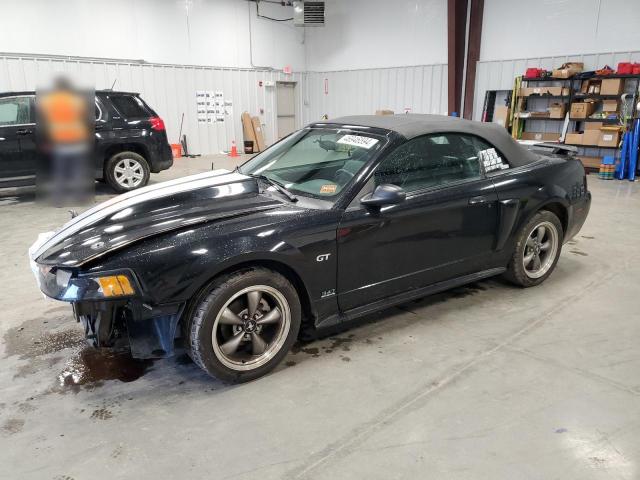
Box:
[0,90,173,192]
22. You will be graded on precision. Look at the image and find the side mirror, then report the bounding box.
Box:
[360,184,406,207]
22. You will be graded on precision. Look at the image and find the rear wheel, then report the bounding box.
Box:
[186,268,301,383]
[505,210,563,287]
[105,152,150,192]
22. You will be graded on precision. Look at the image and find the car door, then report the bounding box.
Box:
[337,133,500,312]
[0,95,36,187]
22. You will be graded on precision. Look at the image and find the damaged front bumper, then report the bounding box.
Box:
[73,300,184,359]
[34,264,184,359]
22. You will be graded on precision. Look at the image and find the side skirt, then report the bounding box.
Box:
[315,267,506,331]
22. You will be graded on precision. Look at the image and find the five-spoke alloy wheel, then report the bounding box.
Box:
[212,285,291,371]
[522,221,559,279]
[186,268,301,382]
[505,210,563,287]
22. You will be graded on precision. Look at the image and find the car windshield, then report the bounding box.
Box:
[239,128,385,199]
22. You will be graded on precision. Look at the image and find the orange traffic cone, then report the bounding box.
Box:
[229,140,239,157]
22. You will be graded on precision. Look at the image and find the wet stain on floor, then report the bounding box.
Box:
[90,407,114,420]
[2,418,25,435]
[5,324,84,360]
[447,282,489,299]
[570,250,588,256]
[58,348,154,388]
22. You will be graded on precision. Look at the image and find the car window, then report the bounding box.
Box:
[373,133,487,193]
[109,95,148,119]
[460,135,509,173]
[240,128,383,199]
[0,96,31,126]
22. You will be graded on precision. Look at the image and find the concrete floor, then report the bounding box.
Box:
[1,156,639,480]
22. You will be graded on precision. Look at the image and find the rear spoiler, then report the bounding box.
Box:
[517,140,578,156]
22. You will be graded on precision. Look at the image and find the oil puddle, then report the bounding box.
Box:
[58,348,154,388]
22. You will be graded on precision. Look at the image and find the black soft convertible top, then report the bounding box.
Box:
[314,114,539,167]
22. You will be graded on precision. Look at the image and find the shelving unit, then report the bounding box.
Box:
[508,73,640,171]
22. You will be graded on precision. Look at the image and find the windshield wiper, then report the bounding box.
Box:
[249,174,298,202]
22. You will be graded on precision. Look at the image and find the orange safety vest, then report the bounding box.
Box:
[40,91,89,143]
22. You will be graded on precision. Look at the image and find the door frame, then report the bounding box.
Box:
[275,81,297,140]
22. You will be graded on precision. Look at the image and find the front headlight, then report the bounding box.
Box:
[41,269,139,302]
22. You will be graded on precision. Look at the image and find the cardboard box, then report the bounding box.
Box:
[582,130,601,145]
[521,132,561,142]
[565,132,584,145]
[552,62,583,78]
[548,102,566,118]
[519,86,565,97]
[600,78,624,95]
[598,129,621,148]
[251,116,266,152]
[585,121,603,130]
[493,106,510,128]
[570,102,596,119]
[602,99,619,112]
[241,112,258,151]
[375,109,394,116]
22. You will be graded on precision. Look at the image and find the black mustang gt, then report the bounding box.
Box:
[30,115,591,382]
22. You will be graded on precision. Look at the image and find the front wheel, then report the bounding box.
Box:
[186,268,301,383]
[505,210,563,287]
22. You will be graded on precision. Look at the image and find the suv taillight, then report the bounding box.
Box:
[149,117,165,131]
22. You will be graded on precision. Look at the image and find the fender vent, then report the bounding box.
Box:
[293,1,325,26]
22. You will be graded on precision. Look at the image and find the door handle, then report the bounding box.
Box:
[16,129,32,136]
[468,195,489,205]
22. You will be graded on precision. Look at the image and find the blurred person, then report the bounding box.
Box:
[36,76,94,205]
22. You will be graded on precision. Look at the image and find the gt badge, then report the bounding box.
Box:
[316,253,331,262]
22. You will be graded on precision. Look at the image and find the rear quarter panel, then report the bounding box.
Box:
[489,156,588,264]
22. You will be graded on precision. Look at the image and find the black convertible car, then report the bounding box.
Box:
[30,115,591,382]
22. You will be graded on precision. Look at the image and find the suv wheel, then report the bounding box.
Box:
[186,268,301,383]
[505,210,563,287]
[105,152,150,192]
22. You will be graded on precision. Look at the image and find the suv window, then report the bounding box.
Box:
[109,95,148,119]
[374,133,488,193]
[0,96,32,126]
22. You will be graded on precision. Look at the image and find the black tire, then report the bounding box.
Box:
[504,210,564,287]
[104,151,150,193]
[186,268,301,383]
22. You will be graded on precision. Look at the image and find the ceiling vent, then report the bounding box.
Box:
[293,1,325,27]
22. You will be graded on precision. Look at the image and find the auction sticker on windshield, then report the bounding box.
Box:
[337,134,379,149]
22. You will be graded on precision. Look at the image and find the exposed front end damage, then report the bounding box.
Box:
[73,300,184,359]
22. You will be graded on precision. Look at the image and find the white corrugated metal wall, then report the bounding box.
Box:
[0,55,449,154]
[4,50,639,155]
[0,54,307,155]
[306,64,448,120]
[473,50,640,122]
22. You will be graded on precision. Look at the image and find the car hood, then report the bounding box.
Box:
[32,169,283,266]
